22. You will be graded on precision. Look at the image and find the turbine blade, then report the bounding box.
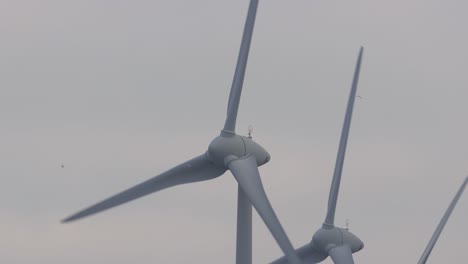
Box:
[270,244,328,264]
[417,176,468,264]
[62,154,226,222]
[236,185,252,264]
[328,245,354,264]
[228,155,302,264]
[223,0,258,133]
[324,47,364,226]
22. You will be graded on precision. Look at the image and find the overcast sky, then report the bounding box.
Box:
[1,0,467,263]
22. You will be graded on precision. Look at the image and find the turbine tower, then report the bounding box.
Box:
[272,47,365,264]
[62,1,302,263]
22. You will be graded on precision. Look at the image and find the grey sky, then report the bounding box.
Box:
[1,0,467,263]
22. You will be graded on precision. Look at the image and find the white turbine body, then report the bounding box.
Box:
[269,46,466,264]
[62,1,303,264]
[271,47,365,264]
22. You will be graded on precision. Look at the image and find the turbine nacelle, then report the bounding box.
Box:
[311,226,364,254]
[207,133,271,168]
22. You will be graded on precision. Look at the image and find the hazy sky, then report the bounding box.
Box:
[1,0,467,263]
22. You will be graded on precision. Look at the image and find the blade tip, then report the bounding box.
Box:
[61,213,82,223]
[462,175,468,187]
[61,217,74,223]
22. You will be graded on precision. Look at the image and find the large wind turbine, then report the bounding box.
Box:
[417,176,467,264]
[272,47,365,264]
[62,1,302,264]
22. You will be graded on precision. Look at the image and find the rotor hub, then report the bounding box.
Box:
[311,226,364,254]
[206,134,270,168]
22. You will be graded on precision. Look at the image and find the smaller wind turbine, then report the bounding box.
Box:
[271,47,365,264]
[417,176,467,264]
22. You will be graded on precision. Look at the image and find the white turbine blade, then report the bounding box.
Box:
[62,154,226,222]
[223,0,258,133]
[270,244,328,264]
[417,176,468,264]
[236,185,252,264]
[328,245,354,264]
[228,155,303,264]
[324,47,364,226]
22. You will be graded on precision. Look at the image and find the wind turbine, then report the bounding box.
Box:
[62,1,302,263]
[418,176,467,264]
[271,47,365,264]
